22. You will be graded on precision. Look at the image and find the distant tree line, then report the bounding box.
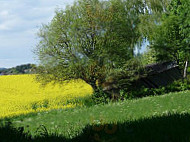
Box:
[0,64,36,75]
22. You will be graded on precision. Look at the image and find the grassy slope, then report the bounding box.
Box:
[2,91,190,141]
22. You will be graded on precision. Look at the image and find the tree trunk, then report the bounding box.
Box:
[184,61,188,78]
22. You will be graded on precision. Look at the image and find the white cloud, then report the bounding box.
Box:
[0,24,9,30]
[0,10,9,17]
[0,0,75,67]
[0,58,33,68]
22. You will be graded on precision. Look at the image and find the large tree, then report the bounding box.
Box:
[149,0,190,69]
[35,0,168,92]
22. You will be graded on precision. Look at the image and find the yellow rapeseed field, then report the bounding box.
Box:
[0,74,93,118]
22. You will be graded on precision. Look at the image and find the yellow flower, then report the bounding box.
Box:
[0,74,93,118]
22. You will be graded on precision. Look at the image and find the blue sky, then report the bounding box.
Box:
[0,0,75,68]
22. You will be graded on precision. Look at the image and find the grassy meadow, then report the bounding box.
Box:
[0,75,93,118]
[1,88,190,141]
[1,75,190,141]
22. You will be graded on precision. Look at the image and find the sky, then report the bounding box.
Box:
[0,0,75,68]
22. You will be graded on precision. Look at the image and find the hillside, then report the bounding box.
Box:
[0,68,6,71]
[0,64,36,75]
[2,91,190,142]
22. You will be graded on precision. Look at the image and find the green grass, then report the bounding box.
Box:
[1,91,190,141]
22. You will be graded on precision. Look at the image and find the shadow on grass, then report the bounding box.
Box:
[1,113,190,142]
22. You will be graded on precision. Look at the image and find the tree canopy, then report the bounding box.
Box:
[35,0,168,91]
[149,0,190,68]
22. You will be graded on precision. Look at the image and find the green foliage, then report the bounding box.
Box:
[178,0,190,50]
[91,89,110,105]
[0,64,36,75]
[149,0,190,68]
[128,76,190,98]
[149,14,183,62]
[187,67,190,74]
[35,0,168,91]
[104,58,146,92]
[140,47,157,65]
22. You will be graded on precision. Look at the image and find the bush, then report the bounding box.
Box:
[127,76,190,98]
[91,89,111,105]
[86,75,190,105]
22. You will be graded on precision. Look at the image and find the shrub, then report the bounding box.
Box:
[127,76,190,98]
[91,89,110,105]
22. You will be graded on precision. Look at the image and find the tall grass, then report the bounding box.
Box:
[1,91,190,141]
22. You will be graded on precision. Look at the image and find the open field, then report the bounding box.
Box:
[0,75,93,118]
[1,91,190,141]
